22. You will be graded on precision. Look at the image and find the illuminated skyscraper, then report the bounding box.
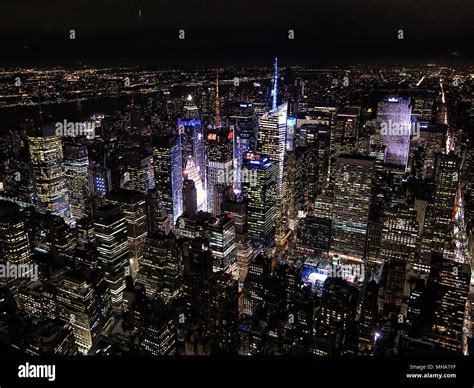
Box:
[64,143,90,219]
[177,95,206,190]
[152,134,183,225]
[242,254,271,315]
[423,253,470,353]
[19,280,57,320]
[257,103,288,196]
[94,204,129,309]
[206,128,233,215]
[331,155,375,260]
[227,102,257,194]
[421,153,459,263]
[106,189,147,278]
[380,202,420,263]
[122,150,154,192]
[137,232,182,302]
[0,200,31,266]
[28,125,71,221]
[57,268,111,354]
[222,198,254,283]
[242,153,278,246]
[209,214,237,276]
[377,97,412,169]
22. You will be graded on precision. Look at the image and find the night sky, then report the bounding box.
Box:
[1,0,473,66]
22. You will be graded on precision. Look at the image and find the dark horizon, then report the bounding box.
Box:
[1,0,474,67]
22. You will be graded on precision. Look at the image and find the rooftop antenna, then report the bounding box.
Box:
[215,69,221,128]
[36,83,44,127]
[272,57,278,110]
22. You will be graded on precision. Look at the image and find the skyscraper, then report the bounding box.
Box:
[209,214,237,276]
[152,134,183,226]
[377,97,412,169]
[331,155,375,260]
[0,200,31,266]
[106,189,147,278]
[242,152,278,246]
[28,125,71,221]
[57,268,111,354]
[257,103,288,196]
[178,95,206,190]
[64,143,90,220]
[206,128,233,215]
[94,204,129,309]
[137,232,182,302]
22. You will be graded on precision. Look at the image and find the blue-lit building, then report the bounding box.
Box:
[88,164,112,197]
[177,95,206,195]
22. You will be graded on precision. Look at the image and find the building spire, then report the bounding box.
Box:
[272,57,278,110]
[36,83,44,127]
[215,69,221,128]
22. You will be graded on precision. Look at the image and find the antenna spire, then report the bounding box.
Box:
[215,69,221,128]
[272,57,278,110]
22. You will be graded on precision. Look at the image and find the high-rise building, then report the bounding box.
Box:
[137,232,182,302]
[242,152,278,246]
[134,298,177,355]
[208,271,239,354]
[0,200,31,265]
[312,277,359,356]
[209,214,237,276]
[57,268,111,354]
[152,134,183,225]
[380,202,420,263]
[177,95,206,190]
[222,198,254,283]
[296,216,332,256]
[28,125,71,221]
[257,103,288,197]
[421,153,459,263]
[64,143,90,219]
[242,254,271,315]
[145,187,171,235]
[423,254,470,353]
[227,102,257,194]
[206,128,233,215]
[334,107,360,145]
[381,258,407,319]
[106,189,147,278]
[183,237,213,321]
[94,204,129,309]
[331,155,375,260]
[122,150,154,192]
[19,280,57,320]
[377,97,412,168]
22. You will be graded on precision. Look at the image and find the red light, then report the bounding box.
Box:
[207,133,217,141]
[346,118,353,122]
[228,132,233,140]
